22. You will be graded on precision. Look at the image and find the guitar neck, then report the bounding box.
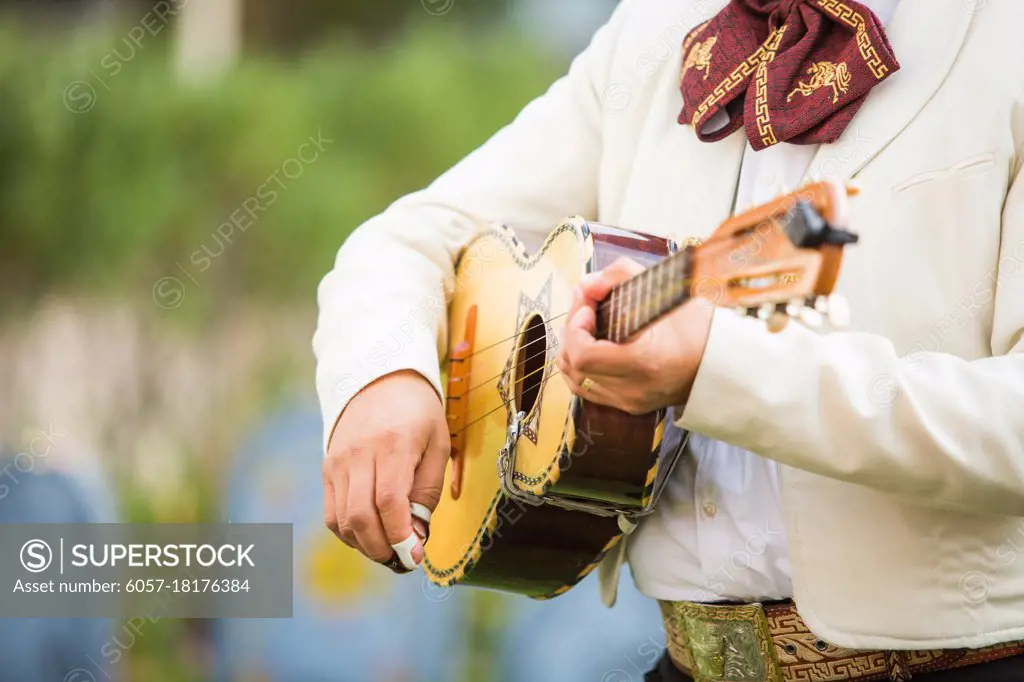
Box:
[595,245,696,343]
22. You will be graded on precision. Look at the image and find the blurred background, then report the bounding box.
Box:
[0,0,668,680]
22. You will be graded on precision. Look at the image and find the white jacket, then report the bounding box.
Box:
[314,0,1024,650]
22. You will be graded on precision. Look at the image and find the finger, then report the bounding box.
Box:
[568,304,597,335]
[375,440,419,569]
[406,418,450,551]
[558,353,633,396]
[563,310,636,378]
[411,418,450,514]
[559,306,597,370]
[323,470,340,537]
[346,456,393,563]
[331,468,362,552]
[580,258,646,301]
[556,352,581,385]
[558,367,623,407]
[557,351,613,388]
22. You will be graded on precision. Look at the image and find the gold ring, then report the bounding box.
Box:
[581,377,595,393]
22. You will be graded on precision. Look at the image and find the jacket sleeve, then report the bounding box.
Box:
[313,4,635,451]
[676,153,1024,515]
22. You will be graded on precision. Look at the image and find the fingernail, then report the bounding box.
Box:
[412,517,430,543]
[412,542,424,565]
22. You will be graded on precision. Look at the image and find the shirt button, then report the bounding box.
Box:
[702,501,717,519]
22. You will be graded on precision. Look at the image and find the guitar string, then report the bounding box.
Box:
[455,301,619,400]
[455,254,808,412]
[457,294,642,398]
[445,226,803,437]
[445,210,816,434]
[450,258,709,366]
[449,366,562,439]
[451,282,684,392]
[453,312,568,362]
[460,336,556,396]
[447,281,684,435]
[462,356,557,418]
[447,277,744,436]
[452,269,695,399]
[450,206,799,366]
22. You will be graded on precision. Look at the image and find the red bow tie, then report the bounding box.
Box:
[678,0,900,150]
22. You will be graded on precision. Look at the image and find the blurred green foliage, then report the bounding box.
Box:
[243,0,514,49]
[0,21,560,312]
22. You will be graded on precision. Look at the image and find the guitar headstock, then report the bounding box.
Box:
[690,180,859,332]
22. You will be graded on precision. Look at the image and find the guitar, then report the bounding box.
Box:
[423,181,859,599]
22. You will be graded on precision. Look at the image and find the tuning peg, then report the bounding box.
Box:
[798,306,824,328]
[766,310,790,333]
[809,294,851,328]
[759,302,790,333]
[825,294,851,328]
[786,299,805,317]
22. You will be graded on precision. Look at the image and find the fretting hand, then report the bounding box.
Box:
[557,258,715,415]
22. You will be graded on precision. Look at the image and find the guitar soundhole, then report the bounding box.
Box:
[514,314,547,420]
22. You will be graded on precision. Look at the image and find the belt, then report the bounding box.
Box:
[659,599,1024,682]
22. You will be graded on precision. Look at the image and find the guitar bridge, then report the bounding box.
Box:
[445,305,477,500]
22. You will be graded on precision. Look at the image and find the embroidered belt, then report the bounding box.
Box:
[659,600,1024,682]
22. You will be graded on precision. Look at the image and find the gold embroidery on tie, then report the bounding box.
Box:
[814,0,890,79]
[787,61,851,104]
[682,20,712,57]
[691,26,786,130]
[682,36,718,81]
[753,26,787,147]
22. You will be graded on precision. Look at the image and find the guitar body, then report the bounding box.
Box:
[423,218,689,599]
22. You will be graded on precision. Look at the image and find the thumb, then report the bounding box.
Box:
[580,257,646,301]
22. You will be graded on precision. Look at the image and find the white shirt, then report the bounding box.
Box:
[627,0,900,602]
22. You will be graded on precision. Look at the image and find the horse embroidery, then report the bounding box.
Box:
[682,36,717,81]
[787,61,851,104]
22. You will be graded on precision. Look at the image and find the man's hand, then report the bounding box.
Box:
[557,258,714,414]
[323,370,450,569]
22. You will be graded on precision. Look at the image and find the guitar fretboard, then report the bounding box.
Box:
[595,246,695,343]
